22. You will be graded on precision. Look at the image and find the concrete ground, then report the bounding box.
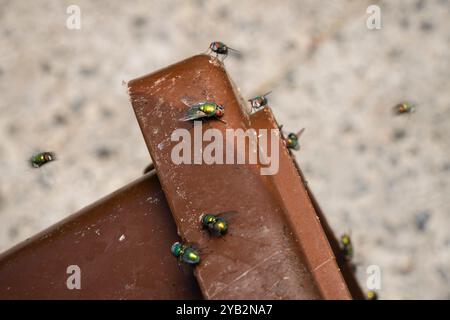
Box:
[0,0,449,299]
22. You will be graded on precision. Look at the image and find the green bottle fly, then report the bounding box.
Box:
[249,91,271,110]
[340,233,354,261]
[393,102,415,115]
[171,242,201,265]
[201,213,229,236]
[29,152,56,168]
[208,41,239,59]
[179,102,225,122]
[367,290,378,300]
[279,126,305,151]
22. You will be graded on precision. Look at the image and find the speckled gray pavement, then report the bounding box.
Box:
[0,0,449,299]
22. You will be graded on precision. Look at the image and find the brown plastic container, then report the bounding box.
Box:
[128,54,351,299]
[0,170,201,299]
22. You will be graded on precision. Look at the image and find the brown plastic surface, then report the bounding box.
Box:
[128,54,351,299]
[0,170,201,299]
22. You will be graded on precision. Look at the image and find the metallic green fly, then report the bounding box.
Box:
[208,41,240,60]
[340,233,354,261]
[279,125,305,150]
[200,211,237,237]
[29,152,56,168]
[393,102,415,115]
[249,91,271,110]
[171,242,201,265]
[179,99,226,123]
[367,290,378,300]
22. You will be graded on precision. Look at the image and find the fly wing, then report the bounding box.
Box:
[180,96,197,107]
[179,97,209,121]
[179,106,207,121]
[215,211,239,221]
[227,46,241,55]
[296,128,306,138]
